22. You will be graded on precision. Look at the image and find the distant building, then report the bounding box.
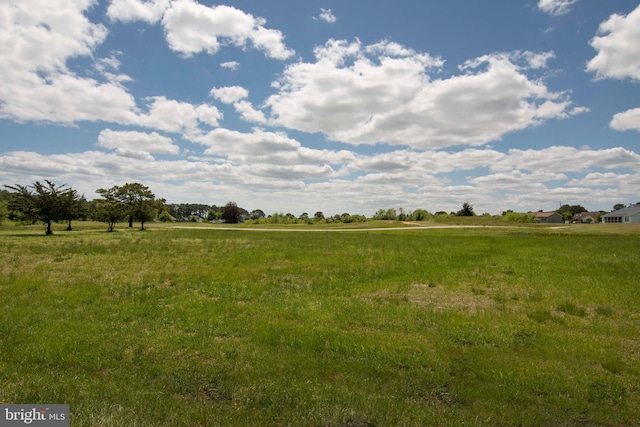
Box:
[534,212,564,224]
[601,204,640,223]
[573,212,600,224]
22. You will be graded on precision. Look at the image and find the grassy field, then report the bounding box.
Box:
[1,221,639,426]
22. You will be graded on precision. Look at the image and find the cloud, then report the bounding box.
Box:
[566,172,637,187]
[537,0,578,16]
[136,96,222,134]
[233,101,267,124]
[520,51,556,69]
[2,145,639,214]
[0,0,107,75]
[107,0,170,24]
[610,108,640,132]
[210,86,249,104]
[97,129,180,157]
[467,170,567,190]
[191,128,321,160]
[94,52,134,87]
[160,0,294,59]
[586,4,640,81]
[0,150,238,193]
[0,0,230,136]
[210,86,266,124]
[0,0,140,124]
[95,52,123,73]
[493,146,640,173]
[188,128,355,183]
[354,148,506,175]
[0,73,139,125]
[220,61,240,70]
[266,41,579,149]
[316,8,337,23]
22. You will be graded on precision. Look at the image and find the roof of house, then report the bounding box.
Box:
[534,212,561,218]
[602,204,640,218]
[574,212,599,219]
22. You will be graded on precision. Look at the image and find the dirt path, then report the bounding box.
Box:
[170,224,517,232]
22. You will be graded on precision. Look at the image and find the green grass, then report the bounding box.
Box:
[1,221,640,426]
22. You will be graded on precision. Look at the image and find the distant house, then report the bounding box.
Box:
[601,204,640,223]
[573,212,600,224]
[534,212,564,224]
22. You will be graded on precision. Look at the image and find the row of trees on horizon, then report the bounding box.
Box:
[0,180,633,234]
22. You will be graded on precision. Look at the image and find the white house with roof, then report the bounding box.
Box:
[573,212,600,223]
[601,204,640,223]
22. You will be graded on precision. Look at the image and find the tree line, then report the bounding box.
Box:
[0,180,483,234]
[2,180,632,234]
[1,180,303,234]
[1,181,164,234]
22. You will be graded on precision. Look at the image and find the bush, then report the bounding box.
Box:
[158,210,173,222]
[504,212,535,223]
[411,209,432,221]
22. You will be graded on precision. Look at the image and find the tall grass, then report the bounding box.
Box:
[1,222,639,425]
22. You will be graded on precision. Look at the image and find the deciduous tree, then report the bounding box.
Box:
[98,183,161,230]
[250,209,266,221]
[60,188,88,231]
[95,187,127,232]
[457,202,475,217]
[115,183,156,228]
[556,204,586,222]
[222,201,242,223]
[4,180,74,235]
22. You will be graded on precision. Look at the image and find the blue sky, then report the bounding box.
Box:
[1,0,639,216]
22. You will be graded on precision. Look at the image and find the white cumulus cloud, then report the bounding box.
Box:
[233,101,267,124]
[97,129,179,155]
[0,0,142,124]
[0,0,231,136]
[107,0,170,24]
[210,86,267,124]
[266,40,579,149]
[136,96,222,134]
[160,0,294,59]
[210,86,249,104]
[586,4,640,81]
[610,108,640,132]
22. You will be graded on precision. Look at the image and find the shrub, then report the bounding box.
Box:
[504,211,535,223]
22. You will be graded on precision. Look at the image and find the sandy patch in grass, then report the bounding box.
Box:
[359,285,497,314]
[407,284,497,313]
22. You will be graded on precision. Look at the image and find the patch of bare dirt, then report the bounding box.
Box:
[407,284,496,313]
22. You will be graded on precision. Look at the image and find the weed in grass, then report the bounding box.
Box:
[588,378,627,405]
[595,305,615,316]
[557,301,588,317]
[490,293,508,305]
[601,359,626,375]
[527,309,563,324]
[512,328,537,348]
